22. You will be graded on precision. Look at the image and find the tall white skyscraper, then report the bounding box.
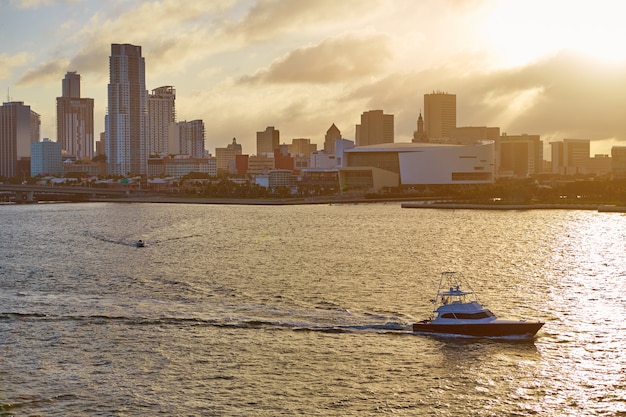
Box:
[148,86,176,156]
[105,43,148,175]
[57,71,94,161]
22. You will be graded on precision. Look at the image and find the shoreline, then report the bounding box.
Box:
[6,194,626,212]
[400,202,626,212]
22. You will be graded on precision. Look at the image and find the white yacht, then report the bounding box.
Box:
[413,272,544,338]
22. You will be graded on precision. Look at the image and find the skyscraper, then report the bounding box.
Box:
[178,120,205,158]
[355,110,394,146]
[550,139,590,175]
[324,123,341,154]
[256,126,279,155]
[57,71,94,161]
[105,43,148,175]
[424,92,456,140]
[0,101,40,178]
[499,133,543,177]
[148,86,176,156]
[62,71,80,98]
[412,112,427,142]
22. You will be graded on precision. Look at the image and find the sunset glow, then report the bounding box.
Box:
[1,0,625,155]
[481,1,626,68]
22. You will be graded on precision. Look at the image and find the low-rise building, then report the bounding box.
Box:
[344,141,495,186]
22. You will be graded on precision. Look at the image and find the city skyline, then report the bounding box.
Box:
[2,0,626,158]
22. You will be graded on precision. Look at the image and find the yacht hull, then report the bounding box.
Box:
[413,321,544,338]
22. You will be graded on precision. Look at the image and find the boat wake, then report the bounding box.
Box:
[82,231,203,247]
[0,310,411,334]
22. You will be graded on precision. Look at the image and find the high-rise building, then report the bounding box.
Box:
[56,71,94,161]
[177,120,205,159]
[62,71,81,98]
[256,126,279,155]
[216,138,243,173]
[31,138,63,176]
[148,86,176,156]
[324,123,341,154]
[412,112,428,142]
[550,139,590,175]
[611,147,626,179]
[424,92,456,140]
[449,126,500,145]
[355,110,394,146]
[498,133,543,177]
[0,101,40,178]
[289,138,316,157]
[105,43,148,176]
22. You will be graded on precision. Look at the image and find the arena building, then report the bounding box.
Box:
[340,141,494,189]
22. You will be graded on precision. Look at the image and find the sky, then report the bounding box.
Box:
[1,0,626,158]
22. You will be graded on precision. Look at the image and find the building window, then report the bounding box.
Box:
[451,172,492,181]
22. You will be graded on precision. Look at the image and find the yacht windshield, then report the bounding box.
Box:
[440,311,495,320]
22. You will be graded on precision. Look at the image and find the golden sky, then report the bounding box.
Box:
[1,0,625,157]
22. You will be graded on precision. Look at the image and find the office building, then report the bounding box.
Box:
[257,126,280,155]
[289,138,317,158]
[31,138,63,176]
[148,86,176,155]
[0,101,40,178]
[587,154,611,177]
[551,139,590,175]
[148,155,217,178]
[310,150,337,169]
[324,123,341,154]
[216,138,243,173]
[105,43,148,175]
[450,126,500,145]
[56,72,94,161]
[498,134,543,177]
[247,154,275,175]
[176,120,205,159]
[611,147,626,179]
[424,92,456,140]
[355,110,394,146]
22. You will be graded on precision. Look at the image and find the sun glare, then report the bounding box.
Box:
[481,1,626,68]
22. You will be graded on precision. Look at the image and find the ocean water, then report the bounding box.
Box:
[1,202,625,416]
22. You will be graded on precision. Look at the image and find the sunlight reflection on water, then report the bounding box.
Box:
[1,203,625,415]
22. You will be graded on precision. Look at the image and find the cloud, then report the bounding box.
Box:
[0,52,32,80]
[8,0,79,8]
[222,0,371,44]
[56,1,264,82]
[240,34,392,84]
[344,52,626,145]
[17,58,69,85]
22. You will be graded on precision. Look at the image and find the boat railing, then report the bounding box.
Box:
[430,271,480,318]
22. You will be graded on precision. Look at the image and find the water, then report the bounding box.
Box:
[1,202,625,416]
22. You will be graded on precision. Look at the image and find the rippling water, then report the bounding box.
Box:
[1,202,625,416]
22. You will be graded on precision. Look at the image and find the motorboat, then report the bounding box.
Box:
[135,240,146,248]
[413,272,544,338]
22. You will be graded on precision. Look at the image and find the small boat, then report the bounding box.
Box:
[135,240,146,248]
[413,272,544,338]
